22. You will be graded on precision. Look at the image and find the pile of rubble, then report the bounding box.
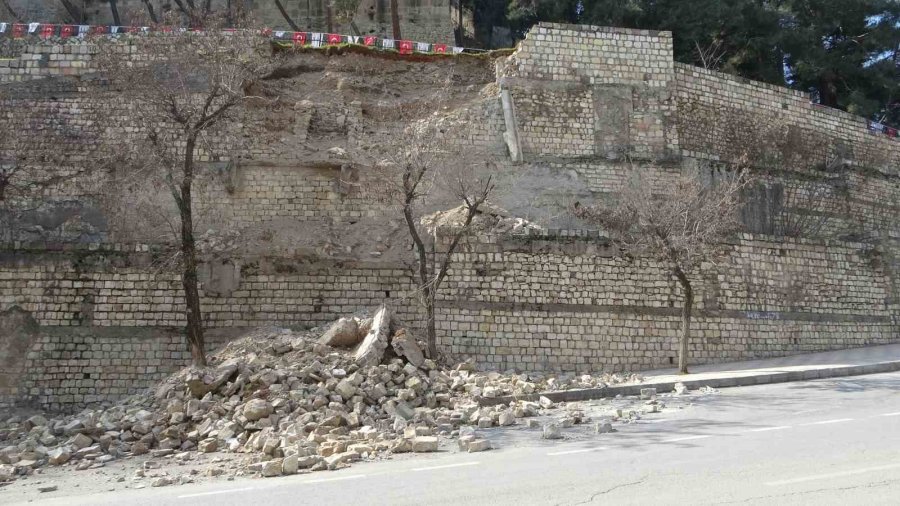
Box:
[0,306,641,485]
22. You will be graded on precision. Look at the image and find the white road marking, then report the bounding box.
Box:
[800,418,854,426]
[663,435,712,443]
[412,462,480,472]
[766,463,900,486]
[746,426,792,433]
[178,487,255,499]
[547,447,608,456]
[304,474,367,484]
[878,412,900,417]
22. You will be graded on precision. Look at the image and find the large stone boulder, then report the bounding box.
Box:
[391,329,425,368]
[319,317,361,348]
[353,306,391,367]
[243,399,273,422]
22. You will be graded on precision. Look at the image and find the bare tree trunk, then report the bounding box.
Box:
[109,0,122,26]
[390,0,401,39]
[59,0,84,22]
[274,0,301,31]
[423,286,438,359]
[180,134,207,367]
[325,1,334,33]
[1,0,22,21]
[402,197,437,358]
[674,266,693,374]
[140,0,159,23]
[455,0,463,46]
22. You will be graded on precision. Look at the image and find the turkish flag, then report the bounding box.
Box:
[60,25,75,38]
[327,33,342,45]
[398,40,413,54]
[433,44,447,54]
[91,25,108,35]
[40,24,56,38]
[292,32,307,45]
[364,36,377,46]
[127,26,141,33]
[12,24,26,38]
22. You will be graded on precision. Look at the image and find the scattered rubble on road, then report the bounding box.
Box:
[0,307,696,490]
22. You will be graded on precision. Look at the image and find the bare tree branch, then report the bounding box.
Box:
[0,0,22,22]
[575,160,752,374]
[274,0,302,31]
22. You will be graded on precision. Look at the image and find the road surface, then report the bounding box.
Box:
[9,371,900,505]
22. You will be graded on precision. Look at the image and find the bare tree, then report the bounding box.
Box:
[93,16,277,366]
[390,0,401,39]
[274,0,301,30]
[0,0,22,21]
[575,165,750,374]
[694,39,726,71]
[363,116,494,359]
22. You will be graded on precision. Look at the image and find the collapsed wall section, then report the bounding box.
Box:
[0,243,421,410]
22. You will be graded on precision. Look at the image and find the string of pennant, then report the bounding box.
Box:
[0,21,468,56]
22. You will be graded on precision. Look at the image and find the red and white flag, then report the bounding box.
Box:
[60,25,76,38]
[327,33,341,45]
[433,44,448,53]
[292,32,307,45]
[40,24,55,38]
[364,35,377,46]
[398,40,413,54]
[12,24,26,38]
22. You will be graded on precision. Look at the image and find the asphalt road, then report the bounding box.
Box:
[11,371,900,505]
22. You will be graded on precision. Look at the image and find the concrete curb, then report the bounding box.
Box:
[477,359,900,407]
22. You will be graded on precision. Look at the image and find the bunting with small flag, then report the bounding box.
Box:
[0,21,495,68]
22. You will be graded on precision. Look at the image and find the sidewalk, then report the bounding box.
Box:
[480,343,900,406]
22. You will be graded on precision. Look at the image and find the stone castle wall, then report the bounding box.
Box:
[435,232,898,372]
[1,22,899,410]
[0,243,421,410]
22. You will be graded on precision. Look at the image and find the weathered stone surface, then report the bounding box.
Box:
[467,439,492,452]
[47,447,71,465]
[334,379,357,400]
[640,388,657,400]
[71,434,92,450]
[542,423,562,440]
[198,439,218,453]
[243,399,273,422]
[353,306,391,367]
[282,455,299,475]
[319,318,361,348]
[594,421,613,434]
[151,476,174,487]
[390,329,425,368]
[412,436,439,453]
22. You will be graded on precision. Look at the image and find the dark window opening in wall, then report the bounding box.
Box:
[83,373,91,379]
[669,357,674,365]
[384,290,391,298]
